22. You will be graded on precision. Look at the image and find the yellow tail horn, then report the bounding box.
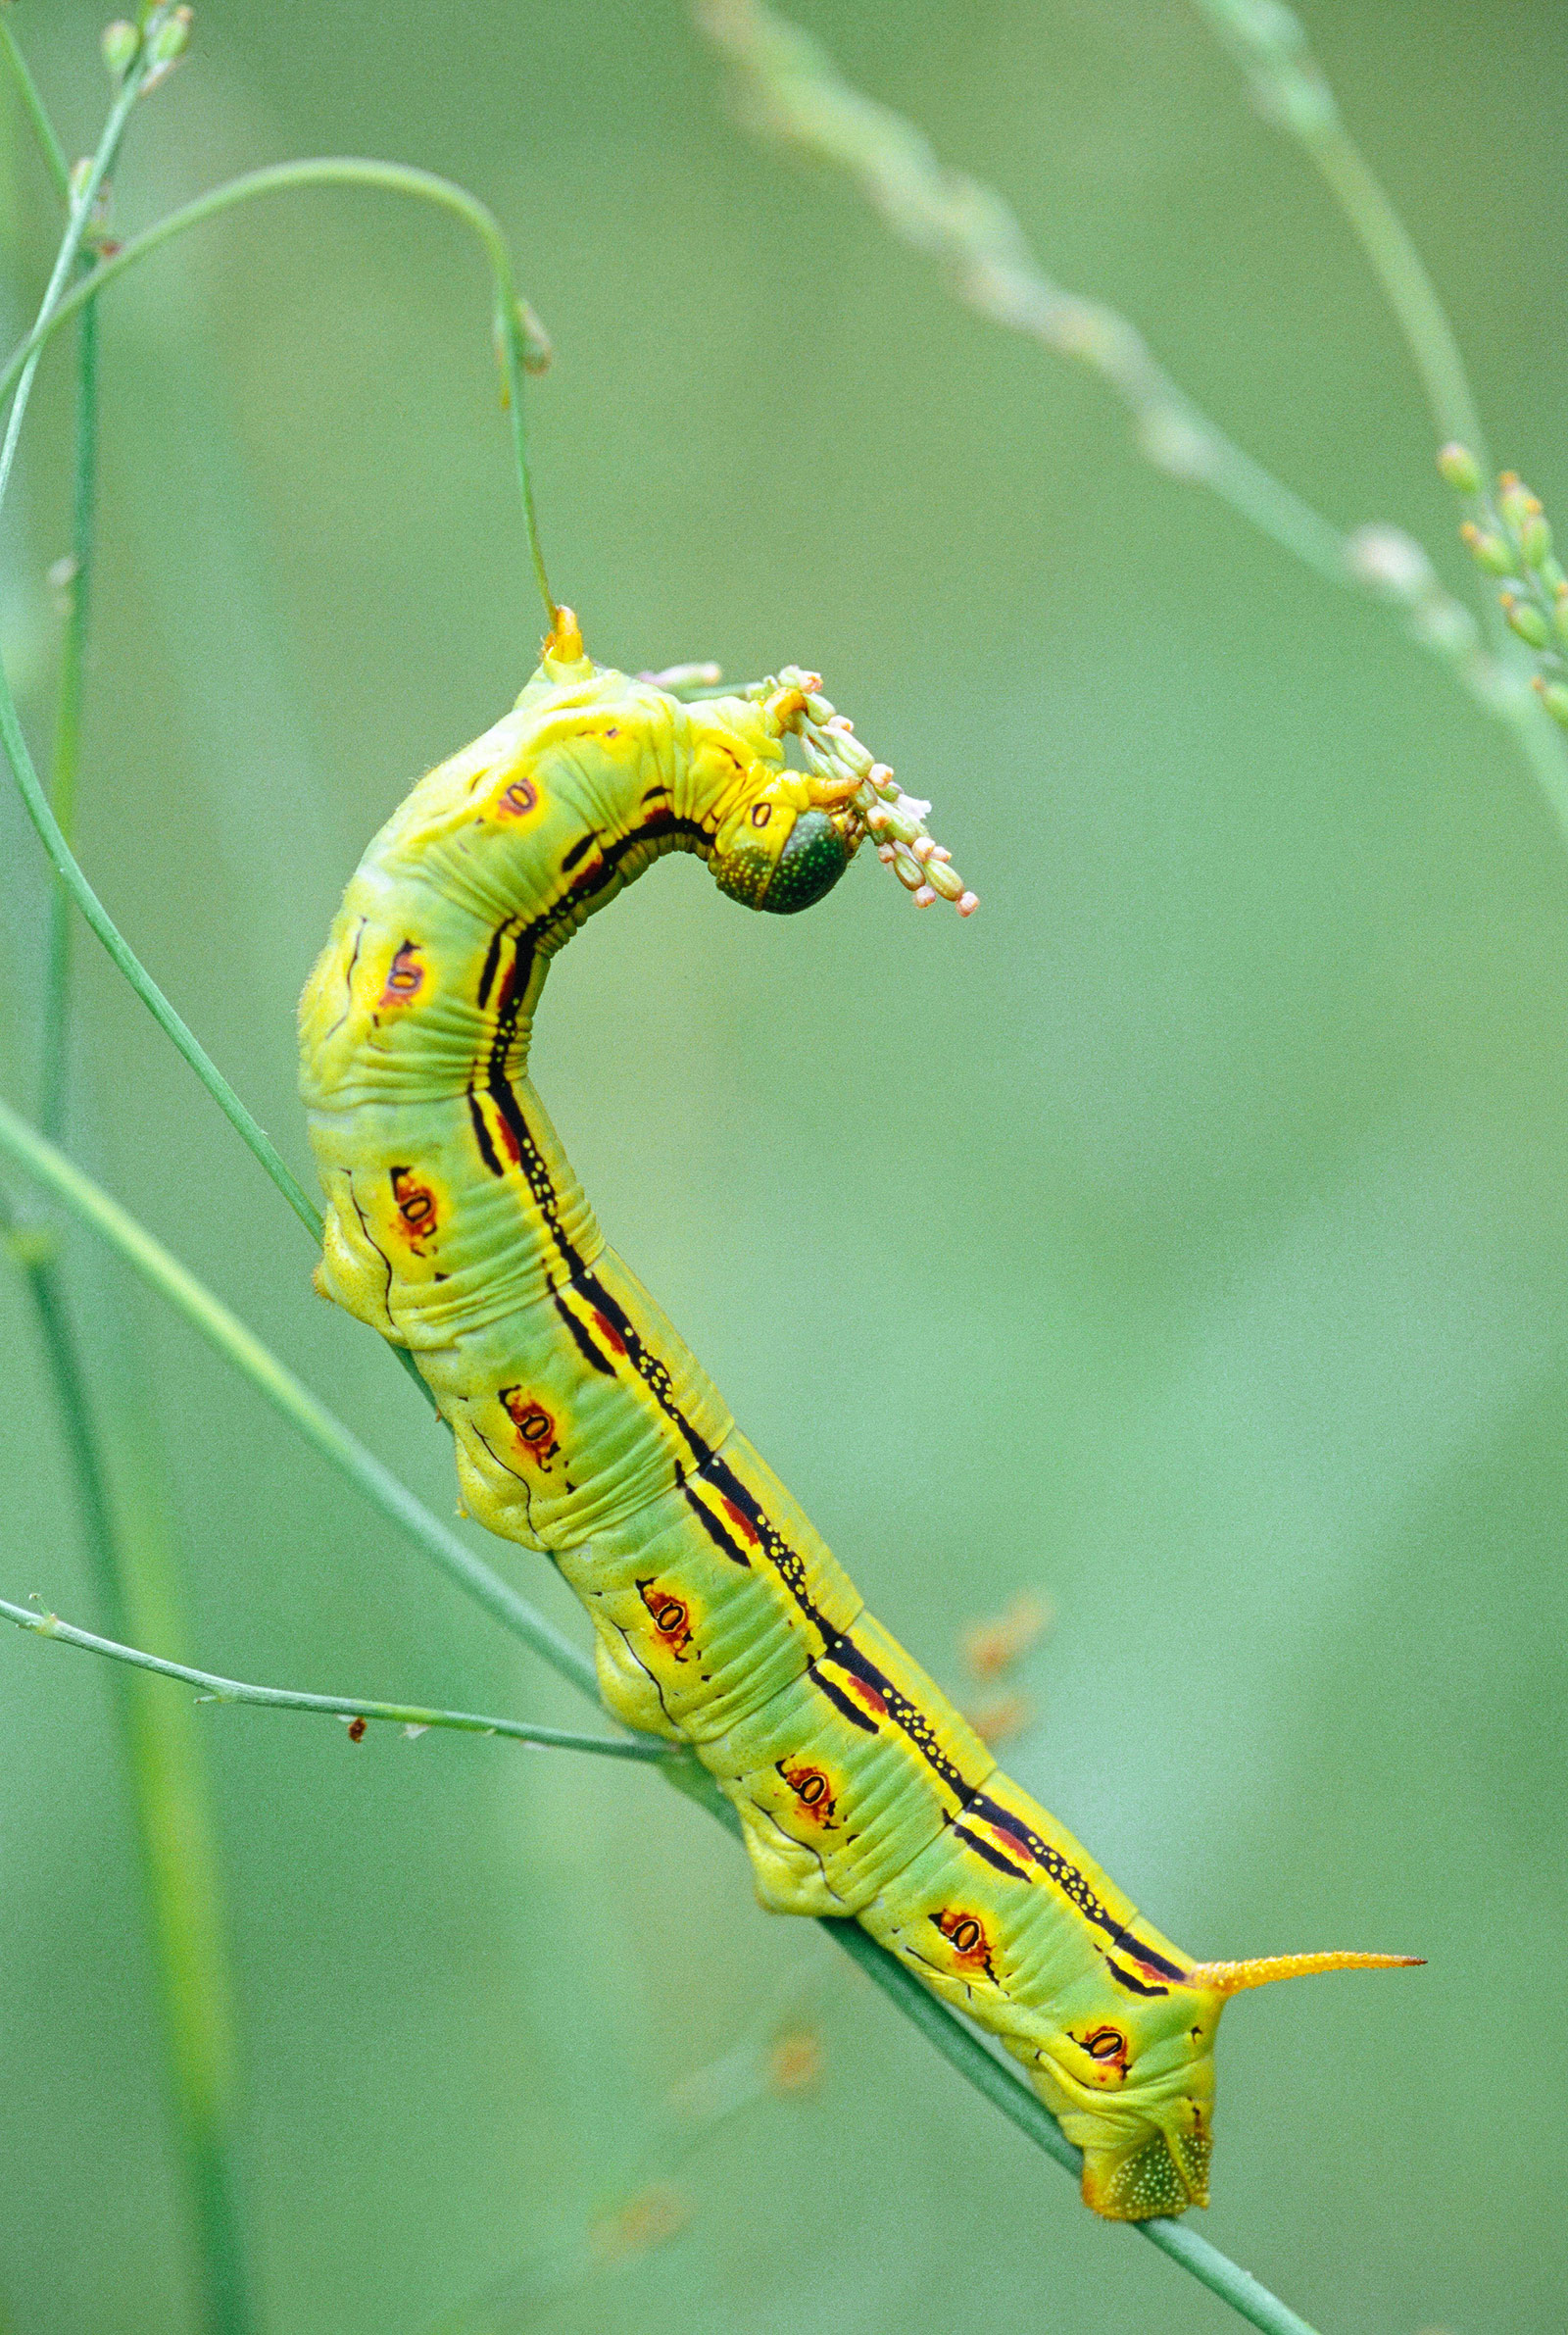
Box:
[1184,1951,1423,1997]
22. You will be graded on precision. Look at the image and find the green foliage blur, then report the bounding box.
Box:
[2,3,1565,2330]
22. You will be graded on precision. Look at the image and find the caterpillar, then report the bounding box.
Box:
[298,609,1416,2221]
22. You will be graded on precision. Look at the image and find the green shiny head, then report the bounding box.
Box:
[757,808,852,914]
[682,693,859,916]
[706,777,855,915]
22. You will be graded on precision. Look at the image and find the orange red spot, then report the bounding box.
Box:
[592,1310,627,1358]
[637,1579,693,1657]
[778,1762,838,1826]
[500,1387,561,1472]
[846,1675,887,1721]
[935,1908,997,1979]
[496,773,540,820]
[981,1813,1035,1866]
[377,940,424,1009]
[389,1166,438,1253]
[719,1496,760,1545]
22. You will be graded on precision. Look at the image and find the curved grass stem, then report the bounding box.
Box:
[0,153,564,1258]
[0,155,557,621]
[0,16,71,203]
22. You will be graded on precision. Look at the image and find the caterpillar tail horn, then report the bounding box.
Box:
[1074,1951,1421,2219]
[1184,1951,1424,1998]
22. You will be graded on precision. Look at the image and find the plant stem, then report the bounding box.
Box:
[0,22,147,513]
[1306,126,1487,467]
[10,1242,255,2335]
[0,14,71,204]
[1,25,257,2329]
[0,154,566,1252]
[0,1101,1325,2335]
[0,154,557,621]
[1187,0,1490,472]
[0,1596,671,1762]
[0,102,324,1235]
[1,677,325,1230]
[41,283,95,1143]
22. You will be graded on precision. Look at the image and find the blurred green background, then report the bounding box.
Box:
[2,3,1565,2330]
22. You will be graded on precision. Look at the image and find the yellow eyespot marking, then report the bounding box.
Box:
[500,1387,562,1472]
[377,939,424,1009]
[389,1165,439,1255]
[778,1761,838,1825]
[493,769,547,825]
[637,1579,695,1658]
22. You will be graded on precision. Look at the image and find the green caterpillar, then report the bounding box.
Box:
[298,610,1415,2221]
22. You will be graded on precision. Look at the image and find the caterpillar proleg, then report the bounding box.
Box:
[299,610,1417,2220]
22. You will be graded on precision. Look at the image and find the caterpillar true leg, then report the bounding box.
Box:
[299,609,1418,2220]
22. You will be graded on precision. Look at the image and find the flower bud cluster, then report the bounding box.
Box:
[100,6,191,97]
[1439,445,1568,729]
[749,666,978,915]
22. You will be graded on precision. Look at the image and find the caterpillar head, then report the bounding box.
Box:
[684,695,863,916]
[1046,1951,1421,2220]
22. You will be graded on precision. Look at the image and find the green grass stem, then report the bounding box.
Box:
[1,22,258,2328]
[1188,0,1491,472]
[0,1596,672,1762]
[0,15,71,204]
[7,1249,255,2335]
[0,154,557,621]
[0,151,564,1265]
[40,278,97,1145]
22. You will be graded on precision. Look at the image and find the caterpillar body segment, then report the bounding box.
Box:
[299,611,1417,2221]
